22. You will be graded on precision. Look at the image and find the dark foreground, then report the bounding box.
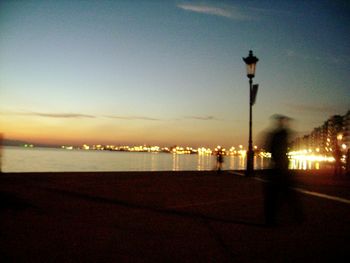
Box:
[1,170,350,262]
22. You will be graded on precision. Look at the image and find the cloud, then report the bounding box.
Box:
[0,110,220,122]
[105,115,161,121]
[185,115,219,121]
[31,112,96,118]
[177,3,253,20]
[1,111,96,118]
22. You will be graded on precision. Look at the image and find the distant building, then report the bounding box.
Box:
[343,111,350,149]
[328,115,343,152]
[291,111,348,155]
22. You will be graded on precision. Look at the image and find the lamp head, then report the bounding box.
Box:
[243,50,259,79]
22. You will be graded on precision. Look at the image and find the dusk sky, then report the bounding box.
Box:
[1,0,349,148]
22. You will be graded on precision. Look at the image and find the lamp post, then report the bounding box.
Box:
[243,50,259,176]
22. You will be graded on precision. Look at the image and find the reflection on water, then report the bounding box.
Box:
[172,154,179,171]
[2,146,330,172]
[196,154,212,171]
[289,158,330,170]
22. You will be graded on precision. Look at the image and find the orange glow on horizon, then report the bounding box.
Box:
[0,114,246,147]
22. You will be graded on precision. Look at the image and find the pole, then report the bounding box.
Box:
[246,78,254,176]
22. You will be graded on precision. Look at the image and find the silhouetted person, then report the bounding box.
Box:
[216,149,224,173]
[333,144,342,176]
[264,115,303,226]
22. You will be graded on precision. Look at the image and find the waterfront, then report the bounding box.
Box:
[2,147,265,172]
[1,147,332,172]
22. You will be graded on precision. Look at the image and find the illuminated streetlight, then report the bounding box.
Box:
[243,50,259,176]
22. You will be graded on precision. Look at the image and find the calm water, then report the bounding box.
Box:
[2,147,272,172]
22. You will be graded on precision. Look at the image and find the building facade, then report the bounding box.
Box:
[291,111,349,157]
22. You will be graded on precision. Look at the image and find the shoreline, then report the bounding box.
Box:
[0,168,345,178]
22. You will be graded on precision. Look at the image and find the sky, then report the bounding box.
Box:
[0,0,349,148]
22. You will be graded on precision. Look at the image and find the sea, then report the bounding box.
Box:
[1,146,322,173]
[1,146,270,172]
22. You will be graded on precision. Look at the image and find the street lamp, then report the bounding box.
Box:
[243,50,259,176]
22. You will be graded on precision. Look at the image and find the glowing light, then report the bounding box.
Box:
[259,152,271,158]
[62,145,73,150]
[198,147,212,155]
[288,150,335,162]
[239,150,247,156]
[82,144,90,150]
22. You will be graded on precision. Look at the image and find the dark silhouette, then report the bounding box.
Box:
[215,148,224,173]
[333,144,342,176]
[264,115,303,226]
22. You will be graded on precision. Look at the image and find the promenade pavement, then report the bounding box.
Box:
[1,170,349,262]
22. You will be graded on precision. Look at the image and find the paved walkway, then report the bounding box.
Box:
[1,171,349,262]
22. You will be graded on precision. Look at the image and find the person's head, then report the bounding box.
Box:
[271,114,292,129]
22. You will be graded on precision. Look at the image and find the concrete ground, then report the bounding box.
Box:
[1,170,350,262]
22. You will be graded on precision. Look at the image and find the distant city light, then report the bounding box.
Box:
[62,143,267,158]
[288,150,335,162]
